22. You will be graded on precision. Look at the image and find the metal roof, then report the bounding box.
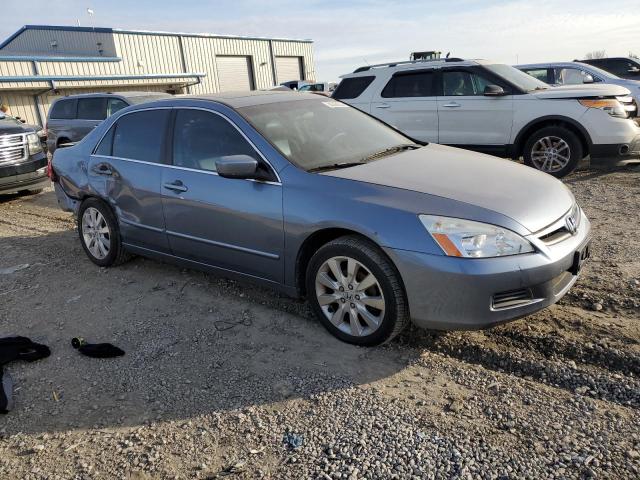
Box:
[0,24,313,51]
[0,72,205,84]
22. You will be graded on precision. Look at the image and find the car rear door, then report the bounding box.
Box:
[89,108,171,253]
[369,69,439,143]
[437,67,514,148]
[161,107,284,283]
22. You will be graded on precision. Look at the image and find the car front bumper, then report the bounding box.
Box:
[0,155,49,195]
[384,211,591,330]
[590,133,640,165]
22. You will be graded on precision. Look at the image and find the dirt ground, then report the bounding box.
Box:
[0,165,639,479]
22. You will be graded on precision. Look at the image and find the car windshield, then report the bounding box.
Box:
[484,63,550,91]
[579,64,620,79]
[238,99,417,171]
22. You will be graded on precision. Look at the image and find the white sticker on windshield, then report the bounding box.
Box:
[322,101,348,108]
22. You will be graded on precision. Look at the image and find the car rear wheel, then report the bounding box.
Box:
[77,198,130,267]
[523,126,583,178]
[306,235,409,346]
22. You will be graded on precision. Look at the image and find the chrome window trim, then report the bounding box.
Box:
[91,105,282,185]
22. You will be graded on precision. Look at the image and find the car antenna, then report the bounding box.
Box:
[446,52,450,58]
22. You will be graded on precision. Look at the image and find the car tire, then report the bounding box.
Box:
[306,235,409,346]
[523,126,583,178]
[77,198,130,267]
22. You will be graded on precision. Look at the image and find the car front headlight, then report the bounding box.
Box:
[419,215,534,258]
[27,133,43,155]
[578,98,628,118]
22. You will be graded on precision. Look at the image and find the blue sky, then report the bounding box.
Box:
[1,0,639,81]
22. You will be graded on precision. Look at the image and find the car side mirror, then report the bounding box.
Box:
[582,74,595,84]
[215,155,259,179]
[483,85,506,96]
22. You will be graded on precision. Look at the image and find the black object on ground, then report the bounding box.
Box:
[71,337,125,358]
[0,336,51,414]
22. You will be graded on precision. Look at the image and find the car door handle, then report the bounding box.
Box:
[163,181,188,193]
[442,102,461,108]
[374,103,391,109]
[92,164,113,175]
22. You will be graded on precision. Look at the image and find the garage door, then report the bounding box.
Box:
[276,56,303,84]
[216,56,254,92]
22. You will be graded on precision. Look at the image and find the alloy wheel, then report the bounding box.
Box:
[530,136,571,173]
[82,207,111,259]
[314,256,385,337]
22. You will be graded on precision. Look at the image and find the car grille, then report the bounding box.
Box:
[0,133,27,166]
[535,204,581,246]
[491,288,534,310]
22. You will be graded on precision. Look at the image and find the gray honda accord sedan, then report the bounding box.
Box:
[51,91,591,346]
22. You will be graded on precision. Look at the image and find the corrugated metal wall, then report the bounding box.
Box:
[0,27,315,125]
[0,91,40,124]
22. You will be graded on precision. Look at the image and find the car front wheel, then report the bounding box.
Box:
[523,126,583,178]
[306,235,409,346]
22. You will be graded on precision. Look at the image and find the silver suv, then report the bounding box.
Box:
[334,58,640,177]
[46,92,171,154]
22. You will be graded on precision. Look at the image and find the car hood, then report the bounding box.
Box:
[533,83,630,99]
[322,144,574,233]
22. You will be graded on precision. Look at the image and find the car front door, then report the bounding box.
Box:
[161,108,284,283]
[89,108,171,253]
[76,97,108,140]
[369,69,439,142]
[437,67,514,148]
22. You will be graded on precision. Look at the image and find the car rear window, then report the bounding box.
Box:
[112,109,169,163]
[382,71,436,98]
[49,99,77,120]
[332,76,375,100]
[77,98,107,120]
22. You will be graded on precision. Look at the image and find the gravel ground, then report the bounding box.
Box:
[0,165,639,479]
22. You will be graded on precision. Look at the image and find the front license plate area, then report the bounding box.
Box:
[569,240,591,275]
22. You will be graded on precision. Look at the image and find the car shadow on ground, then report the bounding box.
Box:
[0,229,422,436]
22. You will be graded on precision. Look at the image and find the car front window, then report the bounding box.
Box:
[238,99,416,172]
[483,64,549,92]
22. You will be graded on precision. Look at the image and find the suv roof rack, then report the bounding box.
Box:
[353,57,464,73]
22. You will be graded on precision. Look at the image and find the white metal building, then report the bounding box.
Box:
[0,25,315,126]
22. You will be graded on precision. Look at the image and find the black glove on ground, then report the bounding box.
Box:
[71,337,125,358]
[0,336,50,414]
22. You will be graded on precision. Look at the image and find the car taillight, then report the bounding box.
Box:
[47,155,58,182]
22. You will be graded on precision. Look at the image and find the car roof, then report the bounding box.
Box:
[341,58,494,78]
[53,91,172,100]
[517,61,596,69]
[186,90,320,108]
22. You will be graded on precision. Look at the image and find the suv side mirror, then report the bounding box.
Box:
[582,74,595,84]
[483,85,506,96]
[215,155,258,179]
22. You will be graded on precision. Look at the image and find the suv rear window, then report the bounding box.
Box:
[77,98,107,120]
[49,99,77,119]
[382,71,436,98]
[332,76,375,100]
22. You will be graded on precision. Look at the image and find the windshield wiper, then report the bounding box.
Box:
[361,143,421,162]
[308,162,367,173]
